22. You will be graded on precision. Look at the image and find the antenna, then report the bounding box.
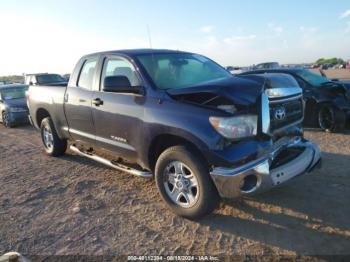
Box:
[146,25,153,49]
[146,25,156,66]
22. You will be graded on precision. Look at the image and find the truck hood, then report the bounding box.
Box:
[166,76,263,106]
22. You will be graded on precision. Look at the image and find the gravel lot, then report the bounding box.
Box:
[0,124,349,258]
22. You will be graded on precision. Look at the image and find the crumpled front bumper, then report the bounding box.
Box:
[210,137,321,198]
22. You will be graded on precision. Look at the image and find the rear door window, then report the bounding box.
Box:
[78,58,98,90]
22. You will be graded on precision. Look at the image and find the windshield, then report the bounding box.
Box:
[37,74,66,84]
[0,86,27,100]
[136,53,231,90]
[296,70,329,86]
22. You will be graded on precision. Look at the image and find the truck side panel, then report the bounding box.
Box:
[28,85,70,140]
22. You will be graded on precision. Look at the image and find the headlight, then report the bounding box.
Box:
[9,107,27,113]
[209,115,258,139]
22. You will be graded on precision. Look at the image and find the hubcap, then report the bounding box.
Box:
[43,125,54,150]
[3,112,9,127]
[163,161,199,208]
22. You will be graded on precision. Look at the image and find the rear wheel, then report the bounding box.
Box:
[318,104,346,132]
[40,117,67,156]
[2,111,13,128]
[155,146,219,219]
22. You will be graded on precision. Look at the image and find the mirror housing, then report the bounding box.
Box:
[103,76,143,94]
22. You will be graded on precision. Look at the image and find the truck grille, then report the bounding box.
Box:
[269,97,303,132]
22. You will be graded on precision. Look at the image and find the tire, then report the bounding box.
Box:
[303,100,319,127]
[155,146,219,219]
[2,111,14,128]
[318,104,346,133]
[40,117,67,156]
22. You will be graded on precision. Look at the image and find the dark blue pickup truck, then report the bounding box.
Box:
[27,49,321,218]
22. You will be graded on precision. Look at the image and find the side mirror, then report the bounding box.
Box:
[103,76,143,94]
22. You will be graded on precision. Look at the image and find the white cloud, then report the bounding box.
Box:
[200,25,214,33]
[223,34,256,44]
[268,23,283,34]
[339,9,350,19]
[299,26,318,33]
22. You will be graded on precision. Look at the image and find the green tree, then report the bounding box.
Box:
[316,58,344,65]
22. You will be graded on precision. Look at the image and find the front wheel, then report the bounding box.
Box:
[2,111,13,128]
[40,117,67,156]
[155,146,219,219]
[318,104,346,133]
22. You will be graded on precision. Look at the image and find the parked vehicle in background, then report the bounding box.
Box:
[27,49,321,218]
[0,81,12,86]
[226,66,243,75]
[241,68,350,132]
[253,62,279,70]
[320,63,336,70]
[0,84,29,128]
[24,73,68,86]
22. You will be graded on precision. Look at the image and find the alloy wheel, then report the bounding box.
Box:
[42,125,54,150]
[163,161,200,208]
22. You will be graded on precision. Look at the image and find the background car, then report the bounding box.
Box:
[226,66,243,75]
[240,68,350,132]
[253,62,280,70]
[0,84,29,128]
[24,73,68,86]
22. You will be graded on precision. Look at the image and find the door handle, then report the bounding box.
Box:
[92,98,104,106]
[79,99,86,103]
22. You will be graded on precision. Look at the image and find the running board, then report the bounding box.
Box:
[70,145,153,178]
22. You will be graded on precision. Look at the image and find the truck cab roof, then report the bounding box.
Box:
[85,49,192,57]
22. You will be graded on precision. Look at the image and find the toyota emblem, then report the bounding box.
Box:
[274,107,286,121]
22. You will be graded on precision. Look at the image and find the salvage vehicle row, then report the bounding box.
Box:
[242,68,350,132]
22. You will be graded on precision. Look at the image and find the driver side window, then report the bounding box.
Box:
[101,57,140,89]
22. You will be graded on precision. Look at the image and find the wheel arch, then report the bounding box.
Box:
[147,134,208,172]
[36,108,51,127]
[318,102,346,132]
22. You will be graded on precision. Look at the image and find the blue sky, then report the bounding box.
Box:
[0,0,350,75]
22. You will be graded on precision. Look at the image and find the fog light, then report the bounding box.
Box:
[240,175,258,193]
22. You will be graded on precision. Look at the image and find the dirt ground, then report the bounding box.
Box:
[0,124,349,259]
[317,69,350,80]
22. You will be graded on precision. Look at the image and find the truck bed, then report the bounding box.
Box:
[27,85,69,139]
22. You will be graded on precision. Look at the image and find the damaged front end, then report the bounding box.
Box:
[210,136,321,198]
[168,73,321,198]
